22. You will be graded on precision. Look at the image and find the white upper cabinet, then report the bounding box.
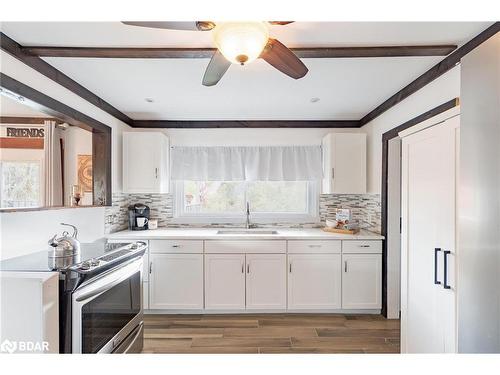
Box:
[123,132,169,193]
[322,133,367,194]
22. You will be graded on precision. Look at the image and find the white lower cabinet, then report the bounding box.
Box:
[149,253,204,309]
[288,254,342,310]
[142,238,382,313]
[246,254,286,310]
[342,254,382,309]
[143,282,149,309]
[205,254,246,310]
[204,253,287,311]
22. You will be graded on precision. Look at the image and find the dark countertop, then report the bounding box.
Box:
[0,241,132,273]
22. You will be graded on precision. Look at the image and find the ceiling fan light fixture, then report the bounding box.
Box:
[212,22,269,65]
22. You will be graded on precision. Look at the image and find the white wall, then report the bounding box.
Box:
[0,51,132,260]
[458,33,500,353]
[361,66,461,193]
[161,127,360,147]
[0,207,105,260]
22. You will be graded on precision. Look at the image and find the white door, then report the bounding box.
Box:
[205,254,246,310]
[246,254,286,310]
[342,254,382,309]
[401,116,459,353]
[149,253,204,309]
[288,254,342,310]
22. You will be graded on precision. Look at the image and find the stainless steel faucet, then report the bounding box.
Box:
[245,202,251,229]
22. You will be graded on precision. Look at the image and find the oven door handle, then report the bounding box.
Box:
[75,269,136,302]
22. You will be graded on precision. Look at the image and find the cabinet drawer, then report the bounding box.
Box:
[342,240,382,254]
[149,240,203,253]
[287,240,341,254]
[204,240,286,254]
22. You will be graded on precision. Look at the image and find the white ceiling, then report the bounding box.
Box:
[0,22,492,120]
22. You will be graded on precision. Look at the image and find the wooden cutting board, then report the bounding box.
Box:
[322,227,360,235]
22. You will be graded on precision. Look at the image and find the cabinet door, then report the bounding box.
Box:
[322,133,366,194]
[288,254,342,310]
[205,254,245,310]
[123,132,169,193]
[246,254,286,310]
[342,254,382,309]
[149,253,203,309]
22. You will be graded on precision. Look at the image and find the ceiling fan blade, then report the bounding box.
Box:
[202,50,232,86]
[268,21,294,25]
[122,21,215,31]
[260,38,308,79]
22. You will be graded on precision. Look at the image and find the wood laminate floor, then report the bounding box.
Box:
[142,314,400,354]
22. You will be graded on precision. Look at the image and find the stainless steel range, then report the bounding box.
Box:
[62,241,146,353]
[0,232,147,354]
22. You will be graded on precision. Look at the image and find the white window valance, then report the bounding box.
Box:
[171,146,322,181]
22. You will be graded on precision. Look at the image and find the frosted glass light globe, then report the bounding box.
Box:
[212,22,269,65]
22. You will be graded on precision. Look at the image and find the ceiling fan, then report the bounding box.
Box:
[122,21,308,86]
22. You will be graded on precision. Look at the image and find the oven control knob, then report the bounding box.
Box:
[90,259,100,267]
[80,261,91,271]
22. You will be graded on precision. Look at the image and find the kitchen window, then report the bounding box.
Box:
[174,180,318,222]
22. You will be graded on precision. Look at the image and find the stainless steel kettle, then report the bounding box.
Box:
[48,223,81,269]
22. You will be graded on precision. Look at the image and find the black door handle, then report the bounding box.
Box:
[443,250,451,289]
[434,248,442,285]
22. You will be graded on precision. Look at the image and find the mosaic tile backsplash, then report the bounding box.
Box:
[105,193,381,234]
[319,194,381,233]
[104,193,173,234]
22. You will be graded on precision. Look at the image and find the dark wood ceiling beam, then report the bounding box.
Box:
[0,32,134,126]
[359,22,500,126]
[22,45,457,59]
[0,73,111,133]
[132,120,360,129]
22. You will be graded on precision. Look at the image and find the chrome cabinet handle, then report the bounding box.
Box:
[344,261,348,273]
[289,263,292,273]
[308,245,322,248]
[332,167,335,180]
[434,248,442,285]
[149,262,153,274]
[155,167,158,179]
[171,245,181,248]
[247,264,250,274]
[359,245,370,248]
[443,250,451,289]
[241,263,244,273]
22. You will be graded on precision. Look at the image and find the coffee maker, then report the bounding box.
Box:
[128,203,150,231]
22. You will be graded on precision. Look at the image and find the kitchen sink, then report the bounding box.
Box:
[216,230,279,235]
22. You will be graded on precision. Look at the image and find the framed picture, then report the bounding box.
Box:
[77,154,93,192]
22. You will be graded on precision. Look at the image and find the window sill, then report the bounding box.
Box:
[170,215,320,225]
